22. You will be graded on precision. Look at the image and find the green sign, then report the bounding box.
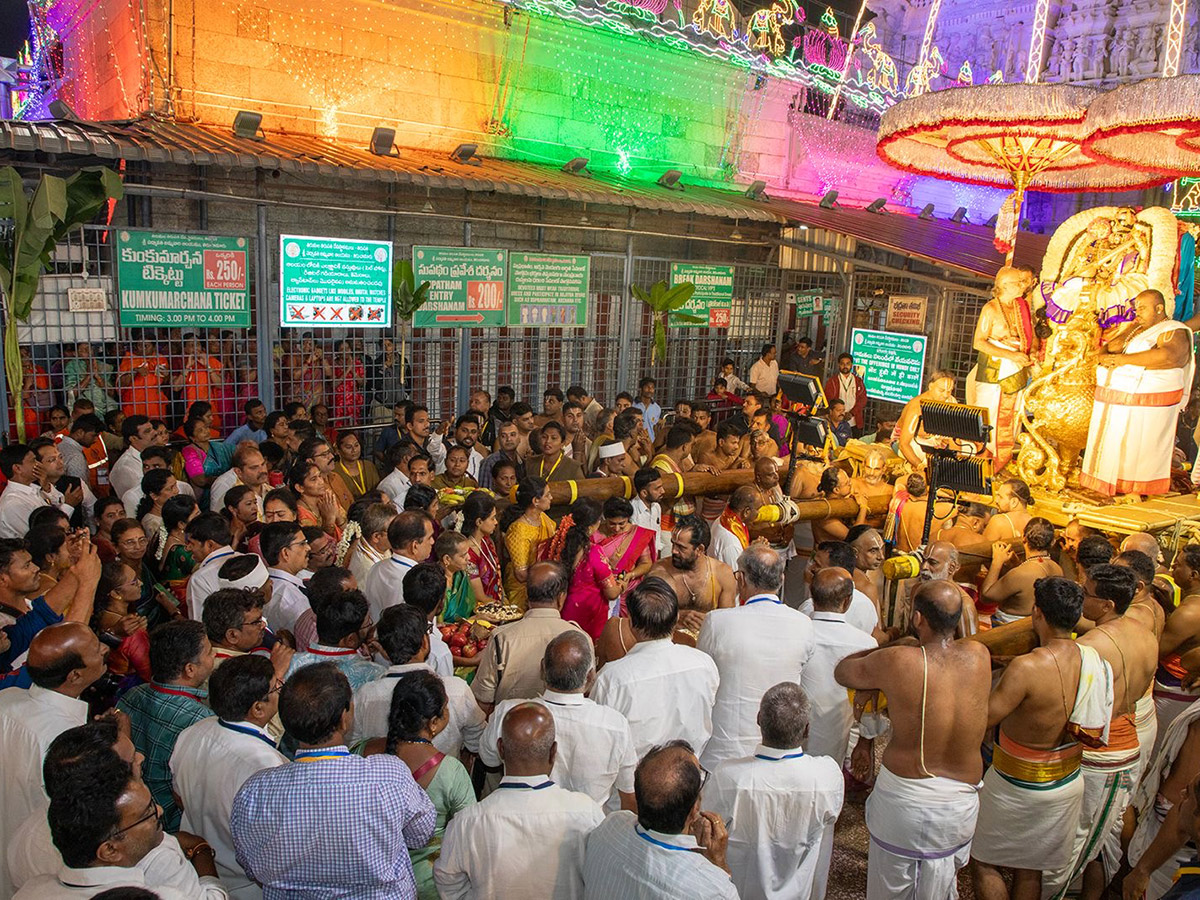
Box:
[116,230,250,328]
[507,253,590,327]
[791,289,828,317]
[279,235,392,328]
[670,263,733,328]
[412,247,507,328]
[851,328,927,404]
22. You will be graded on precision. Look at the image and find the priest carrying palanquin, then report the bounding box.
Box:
[972,266,1034,472]
[1080,289,1194,496]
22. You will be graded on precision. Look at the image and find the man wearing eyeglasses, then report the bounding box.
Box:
[261,522,312,635]
[171,654,289,897]
[299,437,354,514]
[582,740,738,899]
[285,590,386,692]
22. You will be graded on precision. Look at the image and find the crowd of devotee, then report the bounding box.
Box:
[8,324,1200,900]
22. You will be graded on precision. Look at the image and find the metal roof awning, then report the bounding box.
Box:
[0,117,1048,278]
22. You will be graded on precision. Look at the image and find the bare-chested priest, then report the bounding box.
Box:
[835,580,992,899]
[895,370,959,471]
[972,576,1109,900]
[980,517,1063,626]
[972,266,1035,471]
[1043,564,1160,900]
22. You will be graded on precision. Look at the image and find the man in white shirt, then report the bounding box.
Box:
[15,768,198,900]
[630,467,667,557]
[7,719,227,899]
[261,521,312,634]
[697,546,814,768]
[705,683,844,900]
[479,630,637,810]
[107,414,156,500]
[799,541,881,638]
[582,741,739,899]
[402,404,447,471]
[592,576,720,759]
[709,487,760,573]
[800,567,878,764]
[378,444,422,513]
[29,438,90,526]
[171,654,287,896]
[347,503,396,587]
[184,513,241,623]
[0,444,72,539]
[350,604,484,752]
[748,343,780,396]
[362,511,435,624]
[208,444,270,516]
[121,446,196,517]
[0,623,110,896]
[446,414,487,479]
[435,703,604,900]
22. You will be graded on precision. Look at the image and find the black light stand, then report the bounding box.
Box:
[916,401,993,546]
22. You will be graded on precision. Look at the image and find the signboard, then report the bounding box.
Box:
[886,295,928,333]
[116,230,251,328]
[670,263,733,328]
[68,287,108,314]
[851,328,927,404]
[507,253,590,327]
[412,246,507,328]
[789,289,830,318]
[279,235,392,328]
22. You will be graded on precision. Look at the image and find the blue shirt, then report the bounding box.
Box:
[232,747,436,899]
[286,645,387,692]
[634,401,662,442]
[0,596,62,690]
[226,423,267,446]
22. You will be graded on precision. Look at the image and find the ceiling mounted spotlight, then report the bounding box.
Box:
[48,99,78,120]
[450,143,481,166]
[865,198,887,214]
[819,190,839,209]
[743,180,768,201]
[656,169,683,190]
[232,110,264,140]
[918,204,935,220]
[369,127,397,157]
[562,157,591,176]
[950,207,968,223]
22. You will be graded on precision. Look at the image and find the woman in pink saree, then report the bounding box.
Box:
[593,496,657,617]
[560,499,622,640]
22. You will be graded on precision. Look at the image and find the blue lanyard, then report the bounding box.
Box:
[206,550,235,568]
[636,827,695,852]
[496,780,554,790]
[391,558,414,570]
[218,719,277,749]
[294,748,351,762]
[746,595,781,605]
[754,752,805,761]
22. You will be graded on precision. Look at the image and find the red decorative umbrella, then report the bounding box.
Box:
[1082,75,1200,178]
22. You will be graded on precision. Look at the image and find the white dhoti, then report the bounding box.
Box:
[972,747,1084,872]
[865,766,980,900]
[1135,690,1159,780]
[1128,699,1200,900]
[1079,320,1194,496]
[1041,719,1140,900]
[1153,666,1200,757]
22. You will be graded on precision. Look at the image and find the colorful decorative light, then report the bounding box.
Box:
[1163,0,1189,77]
[1082,75,1200,178]
[908,0,944,98]
[1025,0,1051,83]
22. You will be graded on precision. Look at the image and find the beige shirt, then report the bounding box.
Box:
[471,608,588,706]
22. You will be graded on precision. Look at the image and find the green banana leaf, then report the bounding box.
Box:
[0,166,124,441]
[633,280,701,365]
[392,258,431,379]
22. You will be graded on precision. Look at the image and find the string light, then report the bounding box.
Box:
[1025,0,1050,83]
[1163,0,1188,77]
[908,0,944,97]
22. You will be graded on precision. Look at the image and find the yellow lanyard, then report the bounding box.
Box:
[540,453,563,480]
[339,460,365,494]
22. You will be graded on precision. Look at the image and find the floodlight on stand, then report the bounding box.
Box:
[562,157,591,176]
[918,203,935,219]
[48,99,77,120]
[744,180,768,200]
[819,190,839,209]
[865,197,887,214]
[450,143,481,165]
[657,169,683,190]
[232,110,264,140]
[950,207,968,223]
[915,400,994,545]
[369,127,397,156]
[777,371,824,412]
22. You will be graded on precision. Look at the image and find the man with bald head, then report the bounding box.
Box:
[583,740,738,899]
[479,630,637,809]
[1082,288,1193,496]
[697,545,813,768]
[848,524,886,613]
[801,567,877,763]
[709,485,760,572]
[972,265,1034,470]
[472,561,588,714]
[0,622,109,895]
[748,457,793,557]
[836,580,992,898]
[436,702,604,900]
[918,540,980,638]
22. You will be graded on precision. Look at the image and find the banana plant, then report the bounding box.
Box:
[0,166,124,441]
[631,280,702,365]
[392,258,431,379]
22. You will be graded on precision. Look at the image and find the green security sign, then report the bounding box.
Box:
[116,230,251,328]
[851,328,927,404]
